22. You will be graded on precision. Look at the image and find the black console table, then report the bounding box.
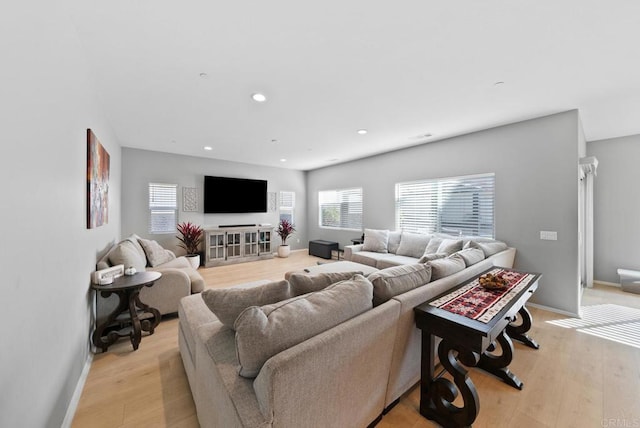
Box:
[414,268,541,427]
[91,271,162,352]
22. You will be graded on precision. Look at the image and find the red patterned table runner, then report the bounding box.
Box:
[429,268,537,323]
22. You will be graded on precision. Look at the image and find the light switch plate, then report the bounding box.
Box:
[540,231,558,241]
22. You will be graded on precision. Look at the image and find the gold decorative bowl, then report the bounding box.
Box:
[478,273,509,290]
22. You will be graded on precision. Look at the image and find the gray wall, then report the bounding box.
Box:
[122,148,307,252]
[307,111,582,314]
[0,4,121,427]
[588,134,640,283]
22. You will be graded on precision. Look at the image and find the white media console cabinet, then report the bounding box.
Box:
[204,225,274,267]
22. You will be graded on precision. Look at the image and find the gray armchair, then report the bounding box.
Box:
[96,235,205,320]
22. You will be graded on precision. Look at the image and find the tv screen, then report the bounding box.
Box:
[203,176,268,213]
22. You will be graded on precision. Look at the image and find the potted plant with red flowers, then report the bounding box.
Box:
[177,222,204,268]
[276,219,296,258]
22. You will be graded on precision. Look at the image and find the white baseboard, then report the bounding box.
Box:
[526,302,580,318]
[61,352,93,428]
[593,280,621,288]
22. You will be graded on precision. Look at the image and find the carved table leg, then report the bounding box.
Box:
[92,290,129,352]
[506,306,540,349]
[134,287,161,334]
[478,330,523,390]
[421,336,480,428]
[128,288,142,351]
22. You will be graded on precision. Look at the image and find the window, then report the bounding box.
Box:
[319,187,363,230]
[396,173,495,237]
[279,191,295,224]
[148,183,177,234]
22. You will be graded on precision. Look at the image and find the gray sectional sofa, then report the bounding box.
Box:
[178,231,516,427]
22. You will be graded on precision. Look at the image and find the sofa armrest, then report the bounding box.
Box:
[343,244,364,261]
[140,268,191,314]
[490,247,516,268]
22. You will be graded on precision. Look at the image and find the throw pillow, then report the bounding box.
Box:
[138,238,172,267]
[201,279,291,329]
[288,271,363,296]
[234,275,373,378]
[418,252,447,264]
[368,264,432,306]
[362,229,390,253]
[465,240,508,257]
[396,232,431,258]
[428,253,466,280]
[437,239,463,255]
[455,248,485,267]
[423,238,442,255]
[108,240,147,272]
[387,231,402,254]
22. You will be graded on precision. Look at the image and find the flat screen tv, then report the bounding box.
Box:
[204,176,268,213]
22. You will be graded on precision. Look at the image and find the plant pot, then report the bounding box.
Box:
[186,254,200,269]
[277,245,291,258]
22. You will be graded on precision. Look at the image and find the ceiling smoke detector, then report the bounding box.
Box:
[252,93,267,102]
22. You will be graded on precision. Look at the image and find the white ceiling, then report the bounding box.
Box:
[70,1,640,171]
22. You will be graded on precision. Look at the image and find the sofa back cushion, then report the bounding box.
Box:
[288,271,363,296]
[108,240,147,272]
[368,264,432,306]
[465,240,508,257]
[429,253,466,280]
[437,238,463,255]
[234,275,373,378]
[201,280,291,329]
[362,228,390,253]
[456,248,485,267]
[138,238,174,267]
[387,231,402,254]
[396,232,431,258]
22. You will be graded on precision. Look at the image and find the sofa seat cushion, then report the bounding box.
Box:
[285,261,379,278]
[368,264,432,306]
[396,233,431,258]
[351,251,396,268]
[362,228,390,253]
[234,275,374,378]
[108,240,147,272]
[201,280,291,329]
[288,271,363,296]
[429,253,466,280]
[376,255,421,270]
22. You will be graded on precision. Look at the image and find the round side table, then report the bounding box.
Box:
[91,271,162,352]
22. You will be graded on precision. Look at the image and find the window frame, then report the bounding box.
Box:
[318,187,363,231]
[395,173,495,238]
[148,182,178,234]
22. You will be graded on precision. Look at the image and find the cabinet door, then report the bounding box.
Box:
[244,231,258,256]
[226,232,242,258]
[208,233,226,261]
[259,230,272,254]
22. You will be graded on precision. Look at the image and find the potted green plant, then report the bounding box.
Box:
[276,219,296,258]
[177,222,204,268]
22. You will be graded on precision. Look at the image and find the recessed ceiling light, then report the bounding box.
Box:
[357,129,368,135]
[328,158,339,162]
[199,72,208,79]
[204,146,213,151]
[494,81,504,86]
[280,158,287,162]
[411,133,433,140]
[252,93,267,102]
[271,139,278,143]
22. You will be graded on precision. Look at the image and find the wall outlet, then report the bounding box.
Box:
[540,231,558,241]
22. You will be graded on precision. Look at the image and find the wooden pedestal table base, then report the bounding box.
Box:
[415,268,541,428]
[91,271,162,352]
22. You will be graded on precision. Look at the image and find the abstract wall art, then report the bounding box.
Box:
[87,129,110,229]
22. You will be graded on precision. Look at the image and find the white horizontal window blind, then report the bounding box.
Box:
[149,183,177,234]
[396,173,495,238]
[319,187,363,230]
[279,191,295,224]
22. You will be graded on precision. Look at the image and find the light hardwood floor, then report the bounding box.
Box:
[72,252,640,427]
